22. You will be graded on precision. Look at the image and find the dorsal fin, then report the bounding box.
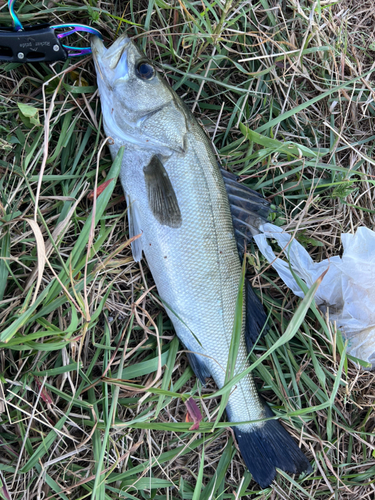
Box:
[221,170,270,347]
[221,169,271,255]
[245,279,268,351]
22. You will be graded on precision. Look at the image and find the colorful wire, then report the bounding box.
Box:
[8,0,23,31]
[52,24,103,57]
[52,24,103,39]
[7,1,103,57]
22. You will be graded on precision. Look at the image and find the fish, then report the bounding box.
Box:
[91,34,312,488]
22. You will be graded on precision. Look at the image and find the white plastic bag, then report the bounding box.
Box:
[254,223,375,369]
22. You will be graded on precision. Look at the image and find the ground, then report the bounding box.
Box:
[0,0,375,499]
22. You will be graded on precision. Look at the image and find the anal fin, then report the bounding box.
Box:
[186,351,211,386]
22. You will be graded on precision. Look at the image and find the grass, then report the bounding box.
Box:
[1,0,375,498]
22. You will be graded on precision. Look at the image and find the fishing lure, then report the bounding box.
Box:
[0,0,102,63]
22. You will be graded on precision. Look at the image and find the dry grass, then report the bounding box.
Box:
[1,0,375,499]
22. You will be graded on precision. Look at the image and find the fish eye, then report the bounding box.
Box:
[135,61,155,80]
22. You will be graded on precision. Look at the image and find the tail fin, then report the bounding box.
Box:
[233,403,312,488]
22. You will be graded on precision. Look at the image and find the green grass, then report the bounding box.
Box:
[1,0,375,498]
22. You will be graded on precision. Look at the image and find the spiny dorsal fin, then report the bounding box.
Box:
[144,156,182,228]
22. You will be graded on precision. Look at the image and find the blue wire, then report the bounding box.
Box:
[8,0,23,31]
[52,24,103,40]
[8,1,104,57]
[52,24,103,57]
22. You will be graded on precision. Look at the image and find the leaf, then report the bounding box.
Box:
[34,377,54,406]
[69,71,89,86]
[296,232,324,247]
[0,480,10,500]
[87,4,100,22]
[0,282,52,344]
[200,438,234,500]
[240,124,317,158]
[87,178,114,200]
[0,230,10,301]
[120,350,169,380]
[155,0,171,7]
[17,103,41,127]
[0,138,12,151]
[155,336,179,417]
[192,448,204,500]
[21,218,46,305]
[185,398,203,430]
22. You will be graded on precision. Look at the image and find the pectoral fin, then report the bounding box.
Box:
[144,156,182,228]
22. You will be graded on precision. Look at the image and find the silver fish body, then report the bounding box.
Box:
[92,35,311,487]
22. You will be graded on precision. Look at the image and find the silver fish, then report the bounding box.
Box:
[91,35,311,487]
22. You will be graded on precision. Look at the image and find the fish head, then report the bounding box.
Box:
[91,35,186,152]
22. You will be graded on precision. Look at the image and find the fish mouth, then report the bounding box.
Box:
[91,35,106,59]
[91,35,131,85]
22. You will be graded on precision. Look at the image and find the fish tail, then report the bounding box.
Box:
[232,402,312,488]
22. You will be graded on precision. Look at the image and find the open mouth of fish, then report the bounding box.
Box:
[91,35,131,87]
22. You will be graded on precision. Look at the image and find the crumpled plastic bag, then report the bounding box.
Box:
[254,223,375,369]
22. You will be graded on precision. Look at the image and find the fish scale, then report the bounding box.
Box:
[92,34,312,488]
